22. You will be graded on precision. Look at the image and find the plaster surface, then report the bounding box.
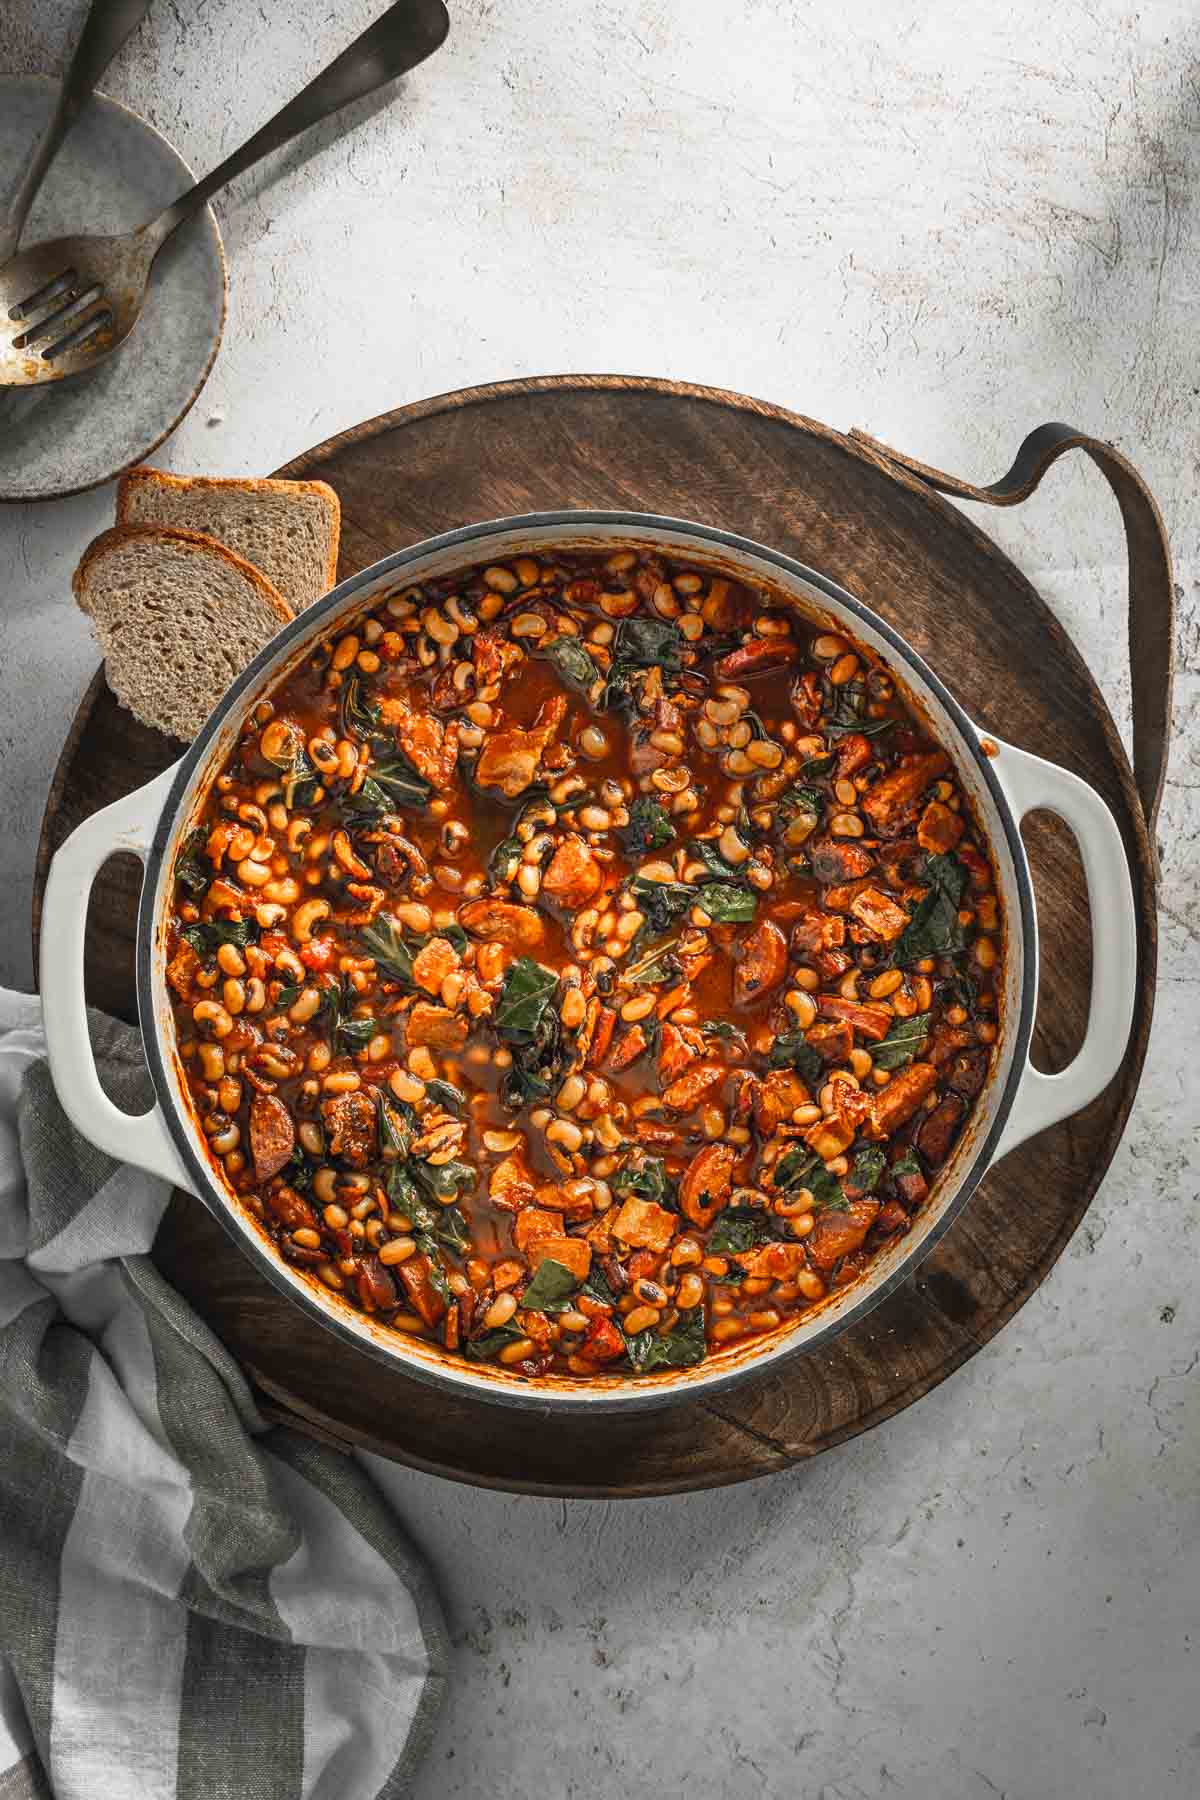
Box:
[2,4,1197,1796]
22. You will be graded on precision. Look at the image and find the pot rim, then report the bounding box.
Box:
[136,509,1037,1415]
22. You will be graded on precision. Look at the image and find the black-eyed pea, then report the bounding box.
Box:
[192,1000,233,1039]
[217,942,246,978]
[291,898,331,944]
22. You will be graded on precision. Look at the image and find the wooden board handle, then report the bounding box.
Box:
[851,424,1175,843]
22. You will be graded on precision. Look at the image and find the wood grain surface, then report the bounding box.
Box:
[33,376,1158,1496]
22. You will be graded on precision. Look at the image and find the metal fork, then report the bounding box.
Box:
[0,0,449,386]
[0,0,151,268]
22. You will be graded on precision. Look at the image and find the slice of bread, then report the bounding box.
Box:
[116,467,340,612]
[73,525,294,742]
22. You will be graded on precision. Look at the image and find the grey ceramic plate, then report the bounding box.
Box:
[0,77,225,503]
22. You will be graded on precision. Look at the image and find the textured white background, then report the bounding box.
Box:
[2,3,1198,1796]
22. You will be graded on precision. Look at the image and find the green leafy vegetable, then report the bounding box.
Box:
[337,1013,379,1052]
[620,797,676,856]
[825,681,897,740]
[495,958,559,1039]
[623,937,683,988]
[708,1206,776,1255]
[611,1157,676,1209]
[611,616,684,672]
[703,1020,748,1049]
[465,1322,530,1363]
[942,972,978,1014]
[343,756,432,818]
[807,1165,848,1210]
[540,637,601,692]
[259,721,320,808]
[687,839,747,884]
[521,1257,580,1313]
[581,1266,619,1308]
[872,1012,931,1071]
[340,673,386,742]
[624,1306,706,1372]
[697,883,757,923]
[488,833,522,884]
[435,1206,471,1254]
[377,1092,412,1159]
[766,1034,824,1088]
[628,876,695,934]
[412,1158,477,1205]
[800,753,836,779]
[890,1148,924,1183]
[848,1147,887,1194]
[359,914,416,985]
[414,1241,454,1304]
[892,852,968,964]
[772,1146,815,1191]
[180,918,258,956]
[424,1078,466,1116]
[174,830,211,897]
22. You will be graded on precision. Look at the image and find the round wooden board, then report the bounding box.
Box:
[34,376,1157,1496]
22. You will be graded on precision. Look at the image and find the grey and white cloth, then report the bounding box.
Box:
[0,991,447,1800]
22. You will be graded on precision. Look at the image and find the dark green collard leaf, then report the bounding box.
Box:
[340,673,386,743]
[540,636,601,693]
[385,1161,427,1224]
[628,876,695,934]
[465,1322,529,1362]
[703,1020,748,1050]
[623,937,683,988]
[495,958,559,1039]
[174,829,211,897]
[611,616,684,672]
[377,1092,412,1159]
[620,797,676,856]
[259,721,319,808]
[772,1146,814,1191]
[488,833,522,884]
[825,680,896,741]
[848,1147,887,1195]
[180,918,258,956]
[343,756,432,819]
[771,1149,846,1210]
[708,1206,776,1256]
[926,851,969,906]
[521,1257,580,1313]
[777,784,824,824]
[435,1205,471,1254]
[337,1013,379,1052]
[611,1157,676,1209]
[687,839,747,884]
[697,883,757,923]
[624,1305,707,1372]
[581,1266,619,1309]
[892,852,968,964]
[872,1012,931,1072]
[413,1158,477,1205]
[359,915,416,985]
[424,1078,466,1116]
[766,1034,824,1088]
[799,753,836,779]
[942,972,978,1015]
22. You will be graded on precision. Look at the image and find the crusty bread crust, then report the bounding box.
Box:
[73,523,295,625]
[116,466,341,595]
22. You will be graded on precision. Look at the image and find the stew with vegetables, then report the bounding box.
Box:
[165,548,1003,1380]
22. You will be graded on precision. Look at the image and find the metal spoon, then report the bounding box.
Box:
[0,0,151,268]
[0,0,450,386]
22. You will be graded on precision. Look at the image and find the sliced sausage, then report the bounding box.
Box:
[249,1093,295,1183]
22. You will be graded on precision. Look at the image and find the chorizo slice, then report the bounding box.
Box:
[541,835,604,909]
[807,1199,881,1270]
[866,1062,940,1139]
[732,919,788,1006]
[661,1061,725,1113]
[458,898,546,949]
[406,1003,469,1050]
[679,1142,737,1229]
[249,1093,296,1183]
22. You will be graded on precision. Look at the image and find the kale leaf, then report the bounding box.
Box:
[871,1012,931,1071]
[620,797,677,856]
[766,1033,824,1088]
[623,1305,707,1372]
[174,829,211,897]
[540,637,601,693]
[180,918,258,956]
[708,1206,776,1256]
[521,1257,581,1313]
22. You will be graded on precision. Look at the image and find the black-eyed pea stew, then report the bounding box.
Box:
[166,549,1003,1380]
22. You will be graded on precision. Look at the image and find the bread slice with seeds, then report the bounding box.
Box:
[116,467,340,612]
[73,525,293,742]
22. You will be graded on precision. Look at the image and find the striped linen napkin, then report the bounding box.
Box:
[0,991,447,1800]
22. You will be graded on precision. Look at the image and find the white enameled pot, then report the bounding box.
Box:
[40,514,1138,1413]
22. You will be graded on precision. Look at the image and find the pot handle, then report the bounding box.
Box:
[986,736,1138,1161]
[39,763,195,1192]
